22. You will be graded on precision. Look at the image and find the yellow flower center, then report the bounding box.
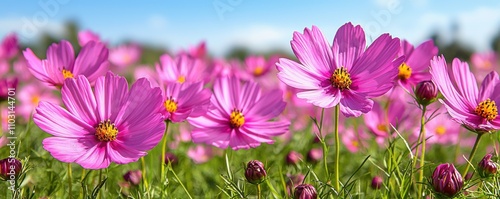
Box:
[164,98,178,113]
[177,75,186,84]
[330,67,352,90]
[229,109,245,128]
[31,96,40,105]
[95,120,118,142]
[475,99,498,121]
[435,125,446,135]
[253,66,264,76]
[398,62,412,80]
[351,140,359,148]
[62,69,74,79]
[377,124,387,132]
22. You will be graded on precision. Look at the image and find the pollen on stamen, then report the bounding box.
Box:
[475,99,498,121]
[62,69,74,79]
[330,67,352,90]
[164,97,178,113]
[398,62,412,80]
[95,120,119,142]
[230,109,245,128]
[177,75,186,84]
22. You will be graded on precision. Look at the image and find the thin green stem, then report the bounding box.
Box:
[160,121,170,182]
[98,169,102,199]
[317,108,329,182]
[417,105,427,199]
[333,105,340,193]
[170,167,193,199]
[462,133,483,177]
[257,184,262,199]
[68,163,73,199]
[141,157,149,190]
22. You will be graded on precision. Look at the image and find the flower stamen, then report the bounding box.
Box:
[230,109,245,128]
[475,99,498,121]
[164,97,178,113]
[330,67,352,90]
[398,62,412,80]
[62,69,74,79]
[95,120,118,142]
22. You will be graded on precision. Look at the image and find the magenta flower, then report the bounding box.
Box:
[23,40,109,88]
[109,43,142,68]
[396,40,438,89]
[77,30,102,46]
[33,72,165,169]
[161,81,211,123]
[430,55,500,133]
[0,33,19,59]
[277,23,402,117]
[156,53,207,84]
[18,83,59,121]
[188,76,289,150]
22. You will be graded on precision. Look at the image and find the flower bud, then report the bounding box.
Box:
[0,158,22,181]
[123,170,142,186]
[245,160,266,184]
[164,152,178,166]
[432,163,463,197]
[415,81,438,106]
[0,77,18,102]
[371,176,383,189]
[306,148,322,163]
[294,184,317,199]
[286,151,303,165]
[478,154,498,177]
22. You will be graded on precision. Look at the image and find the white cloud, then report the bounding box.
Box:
[226,24,290,53]
[0,17,65,43]
[456,6,500,51]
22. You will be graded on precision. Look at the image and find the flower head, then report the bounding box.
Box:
[156,53,207,84]
[396,40,438,89]
[245,160,267,184]
[286,151,303,165]
[0,158,22,181]
[478,154,498,177]
[432,163,463,197]
[430,55,500,133]
[414,80,438,106]
[0,33,19,59]
[34,72,165,169]
[109,43,141,68]
[161,82,211,123]
[371,176,383,189]
[0,77,17,101]
[189,76,289,150]
[77,30,102,46]
[277,23,402,117]
[294,184,317,199]
[123,170,142,186]
[23,40,109,88]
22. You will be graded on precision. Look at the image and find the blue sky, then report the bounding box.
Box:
[2,0,500,56]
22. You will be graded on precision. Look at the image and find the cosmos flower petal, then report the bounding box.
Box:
[73,41,109,83]
[477,71,499,102]
[291,26,333,76]
[117,114,165,151]
[74,143,111,169]
[107,142,146,164]
[339,91,373,117]
[332,22,366,70]
[46,40,75,72]
[430,56,471,111]
[191,127,231,148]
[296,88,340,108]
[42,136,98,163]
[406,40,438,71]
[246,89,286,121]
[23,49,54,85]
[239,81,261,112]
[449,58,479,106]
[243,121,289,137]
[94,72,129,122]
[156,54,179,83]
[277,58,323,90]
[349,34,400,77]
[34,101,94,137]
[228,129,263,150]
[61,76,98,124]
[213,76,240,112]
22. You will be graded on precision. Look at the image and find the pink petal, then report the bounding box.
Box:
[339,90,373,117]
[276,58,324,90]
[246,89,286,121]
[61,76,98,125]
[42,136,98,163]
[291,26,333,77]
[406,40,438,71]
[72,41,109,83]
[449,58,479,107]
[107,142,146,164]
[47,40,75,72]
[23,49,53,85]
[74,142,111,169]
[296,88,341,108]
[478,71,499,102]
[34,101,94,137]
[238,81,261,112]
[94,72,129,122]
[243,121,289,137]
[332,22,366,70]
[117,114,165,151]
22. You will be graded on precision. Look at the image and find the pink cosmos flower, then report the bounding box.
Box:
[470,51,499,82]
[109,43,142,68]
[396,40,438,90]
[430,55,500,133]
[243,55,279,78]
[188,76,289,150]
[161,81,211,123]
[342,127,369,153]
[23,40,109,88]
[18,83,59,121]
[417,110,461,145]
[33,72,165,169]
[156,53,208,84]
[78,30,102,46]
[364,100,412,144]
[187,145,218,164]
[0,33,19,59]
[276,23,402,117]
